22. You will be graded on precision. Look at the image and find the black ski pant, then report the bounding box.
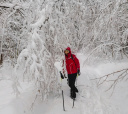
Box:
[68,73,78,93]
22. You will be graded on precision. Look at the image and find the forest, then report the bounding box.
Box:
[0,0,128,114]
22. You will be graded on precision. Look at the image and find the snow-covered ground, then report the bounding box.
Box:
[0,53,128,114]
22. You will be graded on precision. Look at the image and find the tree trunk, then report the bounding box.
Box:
[0,54,3,65]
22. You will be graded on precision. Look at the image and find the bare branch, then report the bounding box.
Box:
[0,3,14,8]
[91,68,128,95]
[0,6,10,8]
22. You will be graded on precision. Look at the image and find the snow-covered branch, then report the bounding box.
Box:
[92,68,128,95]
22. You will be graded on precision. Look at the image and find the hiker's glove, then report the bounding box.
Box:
[77,69,81,76]
[60,72,64,79]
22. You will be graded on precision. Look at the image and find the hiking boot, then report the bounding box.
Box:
[71,91,76,99]
[75,87,78,93]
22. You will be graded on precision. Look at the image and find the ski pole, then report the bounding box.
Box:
[72,98,75,108]
[60,72,65,111]
[62,90,65,111]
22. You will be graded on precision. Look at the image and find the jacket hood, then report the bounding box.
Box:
[65,47,71,54]
[65,47,72,57]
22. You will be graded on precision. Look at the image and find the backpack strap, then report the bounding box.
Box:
[71,54,77,67]
[71,54,74,61]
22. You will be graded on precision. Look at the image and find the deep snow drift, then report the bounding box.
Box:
[0,53,128,114]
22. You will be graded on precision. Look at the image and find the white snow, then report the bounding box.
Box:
[0,53,128,114]
[54,62,63,72]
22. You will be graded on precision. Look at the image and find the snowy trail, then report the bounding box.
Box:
[31,53,115,114]
[31,65,114,114]
[31,69,100,114]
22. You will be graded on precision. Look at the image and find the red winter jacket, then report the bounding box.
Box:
[65,47,80,74]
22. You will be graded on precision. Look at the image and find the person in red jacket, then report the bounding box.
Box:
[64,47,80,99]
